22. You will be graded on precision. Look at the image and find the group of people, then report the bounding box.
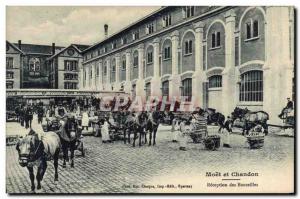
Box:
[14,104,34,129]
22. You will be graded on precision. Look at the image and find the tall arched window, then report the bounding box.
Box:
[111,59,116,83]
[239,70,263,102]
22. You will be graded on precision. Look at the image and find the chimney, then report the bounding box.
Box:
[104,24,108,39]
[52,43,55,55]
[18,40,22,50]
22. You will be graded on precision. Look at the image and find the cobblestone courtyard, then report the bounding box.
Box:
[6,117,294,194]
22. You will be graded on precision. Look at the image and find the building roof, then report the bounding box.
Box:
[12,43,65,55]
[47,44,90,60]
[83,6,168,52]
[72,44,90,52]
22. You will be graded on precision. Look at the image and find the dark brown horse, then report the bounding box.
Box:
[146,111,164,146]
[56,117,79,168]
[16,130,60,192]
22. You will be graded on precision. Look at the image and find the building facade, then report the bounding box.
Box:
[48,44,89,89]
[6,40,65,89]
[81,6,294,124]
[6,41,88,90]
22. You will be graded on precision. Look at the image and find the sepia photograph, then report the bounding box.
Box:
[5,4,295,194]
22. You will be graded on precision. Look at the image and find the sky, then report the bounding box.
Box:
[6,6,160,47]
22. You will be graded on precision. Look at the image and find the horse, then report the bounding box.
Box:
[231,107,269,135]
[122,111,136,145]
[199,108,225,133]
[146,111,164,146]
[56,117,80,168]
[129,111,148,147]
[16,130,60,192]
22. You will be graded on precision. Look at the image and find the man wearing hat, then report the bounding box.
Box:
[55,102,67,119]
[279,98,294,118]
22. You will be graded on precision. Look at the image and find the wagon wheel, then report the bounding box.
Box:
[204,138,215,150]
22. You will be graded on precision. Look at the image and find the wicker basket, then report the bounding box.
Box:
[246,135,264,149]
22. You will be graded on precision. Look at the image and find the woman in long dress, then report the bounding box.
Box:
[81,108,89,131]
[101,118,111,143]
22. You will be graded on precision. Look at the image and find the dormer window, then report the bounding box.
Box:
[163,14,172,27]
[112,42,117,49]
[245,19,259,40]
[121,37,127,45]
[133,31,139,41]
[146,23,154,34]
[183,6,195,18]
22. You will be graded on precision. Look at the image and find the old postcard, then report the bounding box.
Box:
[5,6,295,194]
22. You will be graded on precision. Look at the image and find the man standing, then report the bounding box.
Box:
[24,104,33,129]
[37,105,44,124]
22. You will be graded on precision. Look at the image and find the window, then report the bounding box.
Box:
[253,20,259,37]
[111,62,116,83]
[6,57,13,69]
[162,80,169,99]
[146,23,154,34]
[145,83,151,100]
[121,37,127,45]
[133,31,140,40]
[64,82,77,89]
[112,42,117,49]
[211,31,221,48]
[239,70,263,102]
[209,75,222,88]
[163,14,172,27]
[164,46,171,59]
[122,58,126,70]
[184,40,193,55]
[133,54,138,68]
[29,58,40,76]
[90,68,92,79]
[104,47,107,53]
[183,6,195,18]
[64,61,78,71]
[246,19,259,40]
[147,51,153,64]
[6,81,13,89]
[181,78,192,101]
[103,63,107,75]
[6,71,14,79]
[96,66,99,76]
[132,84,136,100]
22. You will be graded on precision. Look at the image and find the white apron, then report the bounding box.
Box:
[101,121,110,141]
[82,112,89,127]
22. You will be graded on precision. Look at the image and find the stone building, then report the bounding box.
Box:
[81,6,294,124]
[47,44,89,89]
[6,40,64,88]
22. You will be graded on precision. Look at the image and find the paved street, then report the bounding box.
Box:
[6,116,294,194]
